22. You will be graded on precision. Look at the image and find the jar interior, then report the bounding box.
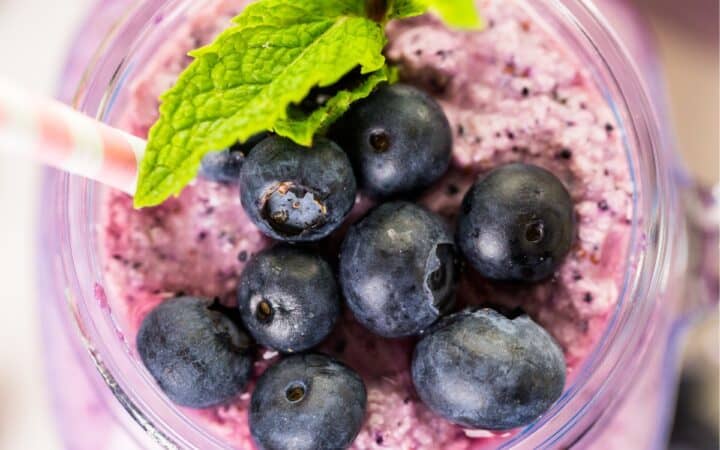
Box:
[55,0,672,448]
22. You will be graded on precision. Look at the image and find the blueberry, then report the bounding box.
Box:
[457,163,575,282]
[250,354,367,450]
[331,83,452,198]
[199,133,267,184]
[339,202,458,338]
[412,308,566,429]
[240,136,357,242]
[238,245,340,353]
[136,296,254,408]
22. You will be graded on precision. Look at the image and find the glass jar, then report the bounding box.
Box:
[39,0,718,449]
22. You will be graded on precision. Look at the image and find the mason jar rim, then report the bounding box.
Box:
[49,0,679,448]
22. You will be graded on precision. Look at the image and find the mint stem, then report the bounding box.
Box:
[367,0,388,22]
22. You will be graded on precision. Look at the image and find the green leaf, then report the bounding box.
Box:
[430,1,484,29]
[389,0,484,29]
[274,66,391,145]
[134,0,386,208]
[387,0,427,19]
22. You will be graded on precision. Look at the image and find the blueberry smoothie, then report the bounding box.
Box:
[101,0,633,448]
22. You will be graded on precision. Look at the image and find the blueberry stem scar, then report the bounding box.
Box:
[285,383,306,403]
[256,299,274,323]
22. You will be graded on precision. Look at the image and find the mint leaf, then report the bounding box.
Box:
[274,66,391,145]
[134,0,386,208]
[387,0,427,19]
[429,1,484,28]
[389,0,484,29]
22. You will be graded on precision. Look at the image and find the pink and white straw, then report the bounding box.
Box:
[0,78,146,195]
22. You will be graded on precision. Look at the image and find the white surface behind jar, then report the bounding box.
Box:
[0,1,93,449]
[0,1,715,449]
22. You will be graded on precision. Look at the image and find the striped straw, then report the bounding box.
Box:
[0,78,146,195]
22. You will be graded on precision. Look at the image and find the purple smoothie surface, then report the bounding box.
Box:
[100,0,633,448]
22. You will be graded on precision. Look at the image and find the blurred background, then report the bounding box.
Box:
[0,0,717,448]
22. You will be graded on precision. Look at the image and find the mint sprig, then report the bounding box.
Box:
[135,0,482,208]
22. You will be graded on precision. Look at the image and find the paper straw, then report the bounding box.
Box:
[0,78,146,195]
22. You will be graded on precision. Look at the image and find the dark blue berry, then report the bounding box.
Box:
[239,136,357,242]
[238,245,340,353]
[412,308,566,429]
[199,133,267,184]
[136,296,254,408]
[250,354,367,450]
[339,202,458,338]
[331,83,452,198]
[457,163,575,282]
